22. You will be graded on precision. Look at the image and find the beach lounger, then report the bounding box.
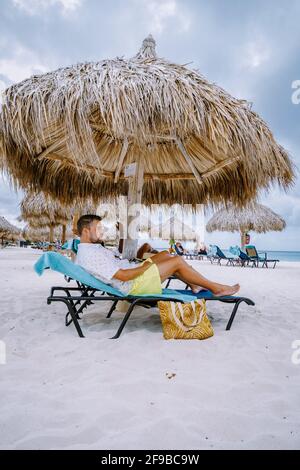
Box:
[245,245,279,268]
[184,252,204,260]
[229,246,257,268]
[34,252,255,338]
[208,245,236,266]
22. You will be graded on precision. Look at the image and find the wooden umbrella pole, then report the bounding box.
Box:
[123,160,144,259]
[49,225,54,244]
[240,231,246,250]
[72,212,80,236]
[62,224,67,244]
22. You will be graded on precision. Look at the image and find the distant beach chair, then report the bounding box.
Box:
[184,250,204,260]
[208,245,236,266]
[61,238,81,254]
[245,245,279,268]
[229,246,258,268]
[34,252,255,338]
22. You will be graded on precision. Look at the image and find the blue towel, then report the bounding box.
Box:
[34,252,196,303]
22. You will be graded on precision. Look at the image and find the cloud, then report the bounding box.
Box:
[0,176,24,227]
[241,39,271,69]
[0,45,48,83]
[143,0,191,34]
[12,0,83,15]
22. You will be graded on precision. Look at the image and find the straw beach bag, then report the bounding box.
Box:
[158,299,214,340]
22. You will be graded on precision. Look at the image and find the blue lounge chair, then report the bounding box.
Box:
[61,238,81,254]
[229,246,257,267]
[34,252,255,338]
[208,245,236,266]
[245,245,279,268]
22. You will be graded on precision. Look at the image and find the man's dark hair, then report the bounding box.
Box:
[77,214,102,236]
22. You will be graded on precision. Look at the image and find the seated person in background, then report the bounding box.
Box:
[174,242,185,256]
[75,214,240,297]
[136,242,158,260]
[197,242,208,256]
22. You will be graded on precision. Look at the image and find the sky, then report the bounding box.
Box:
[0,0,299,250]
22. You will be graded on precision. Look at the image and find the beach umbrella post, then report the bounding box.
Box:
[61,224,67,244]
[72,212,79,237]
[240,231,248,250]
[240,231,251,249]
[122,160,144,259]
[49,225,54,244]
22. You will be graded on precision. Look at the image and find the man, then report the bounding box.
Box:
[76,214,240,297]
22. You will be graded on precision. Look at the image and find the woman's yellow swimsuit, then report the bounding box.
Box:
[129,258,162,296]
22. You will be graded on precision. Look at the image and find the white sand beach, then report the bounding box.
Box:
[0,246,300,450]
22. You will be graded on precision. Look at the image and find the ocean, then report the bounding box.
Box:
[261,251,300,262]
[221,250,300,262]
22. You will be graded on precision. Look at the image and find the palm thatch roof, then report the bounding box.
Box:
[206,202,286,234]
[0,35,294,207]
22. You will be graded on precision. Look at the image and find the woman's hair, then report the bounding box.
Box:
[137,243,152,260]
[77,214,102,236]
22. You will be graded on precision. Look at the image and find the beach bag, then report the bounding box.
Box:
[158,299,214,340]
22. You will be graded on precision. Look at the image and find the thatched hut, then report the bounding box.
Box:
[22,224,65,243]
[19,192,100,242]
[20,193,72,243]
[0,35,294,257]
[0,216,21,244]
[206,202,286,248]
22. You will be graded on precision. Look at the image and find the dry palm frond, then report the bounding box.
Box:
[0,35,295,207]
[206,202,286,234]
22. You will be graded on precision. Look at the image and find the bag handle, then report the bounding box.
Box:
[177,301,198,327]
[170,300,204,332]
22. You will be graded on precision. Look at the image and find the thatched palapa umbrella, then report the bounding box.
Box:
[0,216,21,244]
[20,192,102,242]
[20,193,72,243]
[23,224,66,242]
[0,35,294,258]
[206,202,286,248]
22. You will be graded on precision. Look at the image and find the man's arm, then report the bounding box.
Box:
[113,261,152,282]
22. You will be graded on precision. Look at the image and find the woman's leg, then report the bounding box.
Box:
[148,250,171,263]
[149,251,199,291]
[156,256,240,296]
